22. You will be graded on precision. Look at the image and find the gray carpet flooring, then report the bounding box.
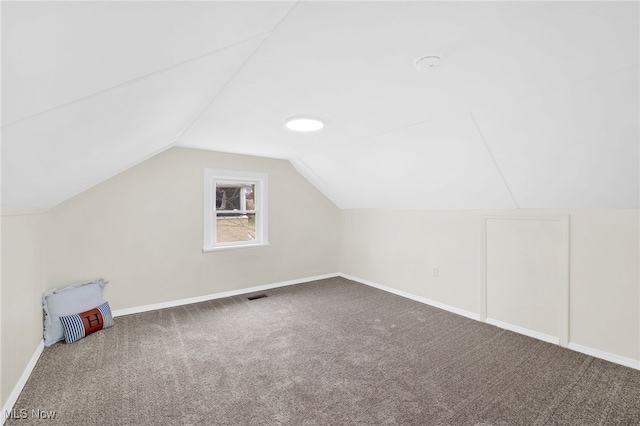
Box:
[7,277,640,425]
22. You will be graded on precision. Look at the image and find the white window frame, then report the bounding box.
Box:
[203,169,268,252]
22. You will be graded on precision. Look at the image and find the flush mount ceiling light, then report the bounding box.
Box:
[414,55,442,72]
[285,116,324,132]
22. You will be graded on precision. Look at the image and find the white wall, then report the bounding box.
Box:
[484,217,566,343]
[341,209,640,363]
[569,211,640,359]
[48,147,341,311]
[1,210,49,410]
[1,146,638,414]
[342,210,483,314]
[0,147,340,414]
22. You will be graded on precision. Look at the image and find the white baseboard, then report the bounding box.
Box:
[339,273,481,321]
[1,273,339,425]
[112,273,340,317]
[485,317,560,345]
[3,272,637,426]
[568,342,640,371]
[1,340,44,426]
[338,272,640,371]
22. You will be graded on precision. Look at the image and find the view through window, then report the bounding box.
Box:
[203,169,268,251]
[215,182,256,243]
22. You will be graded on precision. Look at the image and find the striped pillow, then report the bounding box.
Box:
[59,302,114,344]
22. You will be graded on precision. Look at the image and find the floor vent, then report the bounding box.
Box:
[247,294,268,301]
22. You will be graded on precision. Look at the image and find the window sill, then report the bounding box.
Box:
[202,242,270,253]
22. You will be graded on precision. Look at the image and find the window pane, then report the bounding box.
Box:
[216,213,256,243]
[215,183,255,212]
[215,188,225,209]
[204,169,267,251]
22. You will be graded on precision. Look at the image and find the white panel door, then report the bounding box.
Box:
[484,217,568,344]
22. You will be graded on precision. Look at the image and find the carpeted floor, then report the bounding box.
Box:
[7,277,640,425]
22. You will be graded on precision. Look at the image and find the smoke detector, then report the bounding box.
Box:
[415,55,442,72]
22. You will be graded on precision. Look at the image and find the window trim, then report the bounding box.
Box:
[203,169,269,252]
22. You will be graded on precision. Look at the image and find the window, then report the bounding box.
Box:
[203,169,268,252]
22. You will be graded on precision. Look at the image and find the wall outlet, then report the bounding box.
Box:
[431,266,439,277]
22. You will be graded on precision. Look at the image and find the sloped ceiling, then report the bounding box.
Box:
[2,1,638,209]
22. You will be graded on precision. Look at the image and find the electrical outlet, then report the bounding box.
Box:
[432,266,439,277]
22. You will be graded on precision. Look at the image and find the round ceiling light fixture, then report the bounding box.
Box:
[414,55,442,72]
[285,116,324,132]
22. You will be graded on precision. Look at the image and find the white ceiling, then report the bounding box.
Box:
[2,1,638,209]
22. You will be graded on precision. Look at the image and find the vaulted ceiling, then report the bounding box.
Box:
[2,1,638,209]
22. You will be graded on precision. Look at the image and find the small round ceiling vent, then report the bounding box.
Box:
[414,55,442,72]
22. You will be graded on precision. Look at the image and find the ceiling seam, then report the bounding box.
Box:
[271,1,300,33]
[1,32,273,129]
[173,37,271,144]
[322,65,640,152]
[469,112,520,209]
[174,1,301,144]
